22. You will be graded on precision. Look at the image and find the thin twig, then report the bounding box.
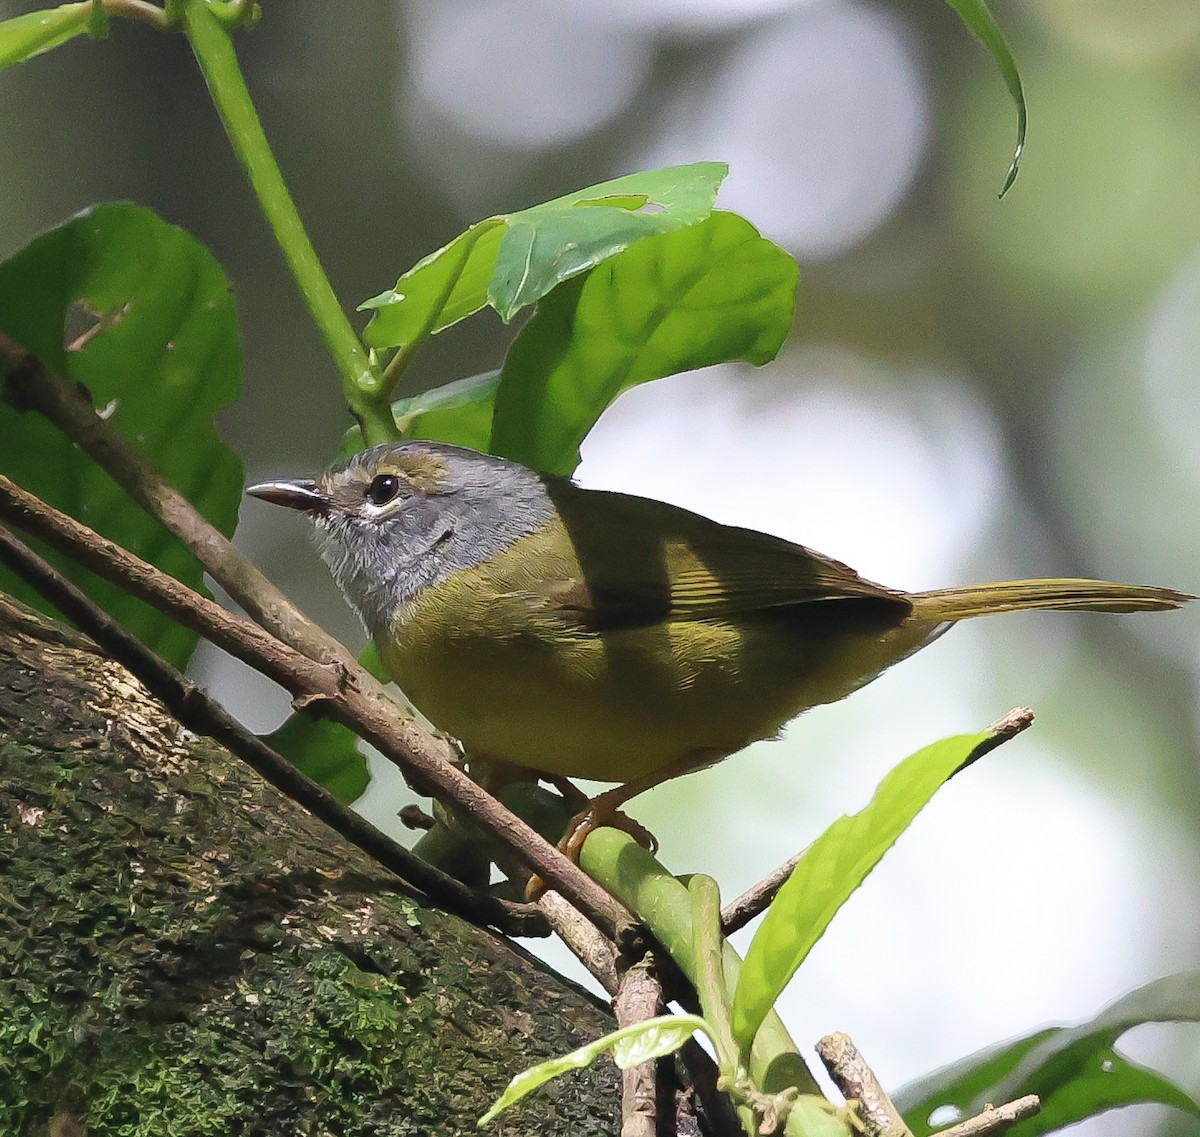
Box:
[934,1096,1040,1137]
[0,333,337,663]
[0,524,546,937]
[615,958,666,1137]
[721,845,809,935]
[537,890,619,995]
[967,708,1035,768]
[817,1033,913,1137]
[0,475,632,939]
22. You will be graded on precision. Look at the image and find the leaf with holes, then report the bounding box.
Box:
[0,203,243,668]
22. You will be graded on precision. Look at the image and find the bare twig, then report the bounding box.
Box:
[0,333,339,665]
[0,523,547,937]
[934,1096,1040,1137]
[817,1033,913,1137]
[721,845,809,935]
[0,475,632,938]
[538,890,619,995]
[973,707,1035,761]
[615,958,666,1137]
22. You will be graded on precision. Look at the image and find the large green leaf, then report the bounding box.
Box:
[0,3,95,72]
[896,973,1200,1136]
[262,715,370,805]
[359,162,727,349]
[489,211,797,475]
[943,0,1025,195]
[730,727,1003,1058]
[0,203,243,669]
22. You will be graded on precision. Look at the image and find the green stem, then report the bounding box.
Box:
[580,829,821,1098]
[688,874,739,1073]
[180,0,397,445]
[375,223,489,401]
[690,874,759,1137]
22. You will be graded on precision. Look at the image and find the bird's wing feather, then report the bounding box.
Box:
[521,483,911,631]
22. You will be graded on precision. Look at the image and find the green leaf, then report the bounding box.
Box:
[263,715,370,805]
[731,725,1011,1058]
[897,972,1200,1137]
[360,162,728,349]
[489,211,798,475]
[0,203,243,669]
[479,1014,713,1126]
[339,370,502,457]
[943,0,1025,195]
[0,4,93,71]
[87,0,109,39]
[394,369,501,451]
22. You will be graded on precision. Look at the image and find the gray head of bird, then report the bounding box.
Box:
[246,441,553,636]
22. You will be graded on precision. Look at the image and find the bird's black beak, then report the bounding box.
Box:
[245,478,327,513]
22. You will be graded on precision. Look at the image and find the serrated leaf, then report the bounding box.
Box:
[897,972,1200,1137]
[943,0,1025,195]
[263,715,370,805]
[361,162,727,349]
[0,204,243,668]
[731,727,1002,1056]
[479,1014,713,1126]
[489,211,797,475]
[0,4,93,71]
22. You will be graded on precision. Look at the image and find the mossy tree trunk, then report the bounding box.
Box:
[0,593,619,1136]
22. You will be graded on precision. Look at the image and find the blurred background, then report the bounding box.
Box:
[2,1,1199,1131]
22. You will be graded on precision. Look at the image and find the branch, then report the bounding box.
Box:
[0,474,632,939]
[934,1096,1040,1137]
[538,890,619,995]
[817,1033,914,1137]
[721,845,809,935]
[0,332,335,661]
[615,958,666,1137]
[0,522,545,937]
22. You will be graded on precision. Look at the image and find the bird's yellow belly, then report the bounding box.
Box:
[377,603,933,783]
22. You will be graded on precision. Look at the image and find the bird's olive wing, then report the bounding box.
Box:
[531,482,911,632]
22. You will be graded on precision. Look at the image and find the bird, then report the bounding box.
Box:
[248,440,1191,850]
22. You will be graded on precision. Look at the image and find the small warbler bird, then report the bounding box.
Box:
[248,441,1190,840]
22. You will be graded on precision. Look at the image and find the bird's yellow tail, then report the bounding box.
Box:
[908,579,1192,621]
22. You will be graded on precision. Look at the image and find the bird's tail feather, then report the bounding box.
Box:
[908,579,1192,621]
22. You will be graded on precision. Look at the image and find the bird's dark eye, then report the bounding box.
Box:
[365,473,401,507]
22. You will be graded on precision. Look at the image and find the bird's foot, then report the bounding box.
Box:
[559,802,658,861]
[523,802,658,901]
